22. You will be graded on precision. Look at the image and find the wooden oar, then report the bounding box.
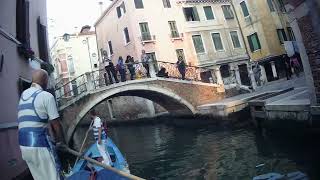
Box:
[73,120,93,167]
[58,144,145,180]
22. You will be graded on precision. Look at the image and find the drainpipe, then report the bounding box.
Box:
[230,0,251,62]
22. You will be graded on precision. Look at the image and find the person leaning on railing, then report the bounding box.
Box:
[141,50,150,77]
[104,58,119,84]
[125,55,136,80]
[176,56,186,80]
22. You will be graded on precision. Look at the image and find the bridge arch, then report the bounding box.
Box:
[65,84,197,143]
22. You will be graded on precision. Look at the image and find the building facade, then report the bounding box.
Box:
[95,0,251,86]
[0,0,50,179]
[51,26,99,99]
[283,0,320,106]
[232,0,296,82]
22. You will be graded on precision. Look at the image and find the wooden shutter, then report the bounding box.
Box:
[37,17,49,62]
[16,0,30,48]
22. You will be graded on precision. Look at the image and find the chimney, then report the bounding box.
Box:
[99,2,104,14]
[80,25,91,34]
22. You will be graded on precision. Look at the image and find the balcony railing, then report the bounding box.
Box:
[140,34,156,44]
[170,33,184,41]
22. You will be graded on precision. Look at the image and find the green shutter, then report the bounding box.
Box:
[230,31,241,48]
[211,33,223,50]
[203,6,214,20]
[240,1,250,17]
[192,35,205,53]
[192,7,200,21]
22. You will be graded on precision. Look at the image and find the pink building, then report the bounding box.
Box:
[0,0,50,179]
[95,0,250,85]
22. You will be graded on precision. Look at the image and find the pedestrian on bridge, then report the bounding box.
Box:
[17,69,65,180]
[117,56,126,82]
[104,58,119,84]
[141,50,150,77]
[176,56,186,80]
[126,55,136,80]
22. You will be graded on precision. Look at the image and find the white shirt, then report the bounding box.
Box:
[93,117,102,128]
[18,83,60,129]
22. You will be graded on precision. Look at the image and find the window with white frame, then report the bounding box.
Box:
[139,22,151,41]
[123,27,130,44]
[240,1,250,17]
[203,6,214,20]
[162,0,171,8]
[277,29,287,44]
[230,31,241,48]
[211,33,224,51]
[192,35,205,53]
[134,0,144,9]
[168,21,179,38]
[221,5,234,19]
[183,7,200,21]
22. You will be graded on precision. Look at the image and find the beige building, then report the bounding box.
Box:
[232,0,295,81]
[51,26,99,98]
[95,0,251,86]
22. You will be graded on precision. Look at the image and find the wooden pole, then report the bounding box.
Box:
[58,145,145,180]
[73,120,93,167]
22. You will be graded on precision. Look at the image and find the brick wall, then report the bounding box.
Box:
[298,15,320,103]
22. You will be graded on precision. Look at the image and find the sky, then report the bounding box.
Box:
[47,0,111,45]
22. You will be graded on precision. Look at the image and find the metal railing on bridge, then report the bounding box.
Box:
[54,61,216,106]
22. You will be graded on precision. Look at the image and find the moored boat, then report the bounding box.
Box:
[67,137,130,180]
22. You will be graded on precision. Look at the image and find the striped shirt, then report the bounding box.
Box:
[92,117,107,141]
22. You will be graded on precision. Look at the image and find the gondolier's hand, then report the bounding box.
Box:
[98,139,102,145]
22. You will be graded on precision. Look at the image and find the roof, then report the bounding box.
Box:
[94,0,121,27]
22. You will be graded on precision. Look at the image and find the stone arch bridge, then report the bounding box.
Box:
[56,70,225,144]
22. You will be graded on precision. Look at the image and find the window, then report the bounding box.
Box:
[37,17,49,62]
[203,6,215,20]
[117,6,122,18]
[192,35,205,54]
[222,5,234,19]
[94,64,98,68]
[183,7,200,21]
[16,0,30,48]
[67,55,75,74]
[277,29,287,44]
[121,2,126,13]
[220,64,230,78]
[176,49,186,61]
[267,0,275,12]
[134,0,144,9]
[211,33,224,51]
[139,22,151,41]
[240,1,250,17]
[162,0,171,8]
[230,31,241,48]
[146,52,157,61]
[71,80,78,96]
[169,21,179,38]
[247,33,261,52]
[124,27,130,43]
[108,41,114,55]
[277,0,286,12]
[287,27,296,41]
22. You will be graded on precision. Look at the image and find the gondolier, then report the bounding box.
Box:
[90,109,112,166]
[17,69,65,180]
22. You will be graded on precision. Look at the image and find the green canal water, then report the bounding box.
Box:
[71,119,320,180]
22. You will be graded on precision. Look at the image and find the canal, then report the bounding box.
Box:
[70,118,320,180]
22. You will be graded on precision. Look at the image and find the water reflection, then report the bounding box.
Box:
[73,123,320,180]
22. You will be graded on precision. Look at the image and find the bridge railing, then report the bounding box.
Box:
[54,61,216,105]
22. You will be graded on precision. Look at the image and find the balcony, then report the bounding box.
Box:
[139,34,156,45]
[170,33,184,41]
